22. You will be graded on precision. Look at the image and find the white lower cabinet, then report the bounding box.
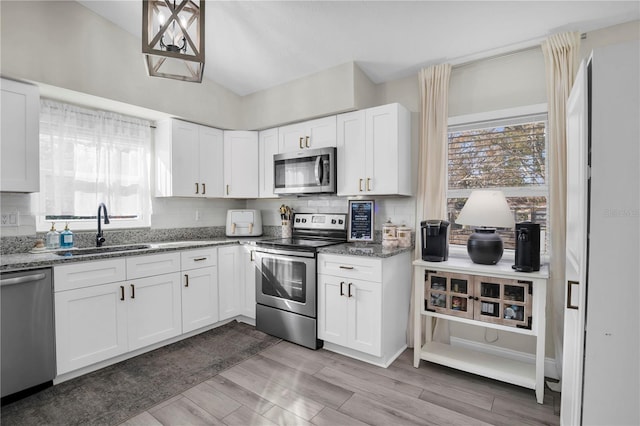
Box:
[318,275,381,355]
[181,248,218,333]
[218,244,256,321]
[318,251,411,367]
[54,253,182,375]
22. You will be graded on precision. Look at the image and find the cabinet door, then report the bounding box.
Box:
[347,278,382,356]
[182,266,219,333]
[218,245,241,320]
[278,122,306,153]
[223,131,259,198]
[424,271,474,320]
[317,274,348,346]
[170,120,201,197]
[473,276,532,328]
[240,245,257,319]
[258,128,279,198]
[127,273,182,351]
[365,104,399,195]
[336,110,366,196]
[1,79,40,193]
[306,116,337,149]
[199,125,224,197]
[55,282,128,374]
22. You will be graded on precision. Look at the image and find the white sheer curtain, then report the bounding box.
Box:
[37,100,151,228]
[407,64,452,347]
[541,32,581,382]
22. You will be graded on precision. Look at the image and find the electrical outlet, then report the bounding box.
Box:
[0,211,19,227]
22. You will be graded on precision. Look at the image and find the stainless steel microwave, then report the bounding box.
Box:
[273,147,336,195]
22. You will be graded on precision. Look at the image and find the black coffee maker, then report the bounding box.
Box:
[421,220,450,262]
[512,222,540,272]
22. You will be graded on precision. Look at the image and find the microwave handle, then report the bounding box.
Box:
[314,155,323,185]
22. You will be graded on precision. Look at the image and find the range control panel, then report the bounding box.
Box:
[293,213,347,231]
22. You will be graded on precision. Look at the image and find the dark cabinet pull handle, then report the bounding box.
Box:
[120,285,125,301]
[130,284,135,299]
[299,137,304,149]
[348,283,353,298]
[339,265,354,270]
[202,183,206,195]
[250,250,255,261]
[184,274,189,287]
[195,183,199,194]
[194,257,207,262]
[340,281,345,296]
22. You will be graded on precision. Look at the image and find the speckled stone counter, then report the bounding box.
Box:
[0,239,244,272]
[318,242,414,258]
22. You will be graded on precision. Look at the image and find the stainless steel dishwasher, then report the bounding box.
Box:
[1,268,56,402]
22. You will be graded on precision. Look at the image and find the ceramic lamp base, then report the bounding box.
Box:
[467,228,504,265]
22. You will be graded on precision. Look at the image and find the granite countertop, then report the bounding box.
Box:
[0,239,241,273]
[318,242,414,258]
[1,238,414,273]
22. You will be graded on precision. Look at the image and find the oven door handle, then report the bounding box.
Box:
[254,247,316,259]
[314,155,323,186]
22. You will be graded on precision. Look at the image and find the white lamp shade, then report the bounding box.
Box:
[455,190,515,229]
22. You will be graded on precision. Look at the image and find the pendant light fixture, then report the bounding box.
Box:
[142,0,205,83]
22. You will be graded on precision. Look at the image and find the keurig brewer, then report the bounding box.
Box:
[421,220,450,262]
[512,222,540,272]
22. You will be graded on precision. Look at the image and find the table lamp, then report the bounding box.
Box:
[455,190,515,264]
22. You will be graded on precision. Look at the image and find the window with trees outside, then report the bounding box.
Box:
[447,108,548,251]
[34,100,152,232]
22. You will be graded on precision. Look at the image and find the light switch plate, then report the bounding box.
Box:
[1,211,19,227]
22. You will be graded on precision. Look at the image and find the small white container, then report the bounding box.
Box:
[281,220,292,238]
[396,225,412,248]
[382,237,398,249]
[382,219,397,241]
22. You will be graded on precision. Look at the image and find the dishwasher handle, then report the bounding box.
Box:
[0,273,47,287]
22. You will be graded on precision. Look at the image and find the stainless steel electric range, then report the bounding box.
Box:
[254,212,347,349]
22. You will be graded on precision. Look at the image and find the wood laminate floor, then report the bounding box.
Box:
[121,341,560,426]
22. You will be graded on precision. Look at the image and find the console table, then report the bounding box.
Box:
[413,255,549,403]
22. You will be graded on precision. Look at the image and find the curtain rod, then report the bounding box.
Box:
[450,32,587,70]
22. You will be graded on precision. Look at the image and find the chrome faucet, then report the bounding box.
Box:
[96,203,110,247]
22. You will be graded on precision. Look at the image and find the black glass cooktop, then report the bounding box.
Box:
[256,237,344,250]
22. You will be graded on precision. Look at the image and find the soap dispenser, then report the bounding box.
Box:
[45,223,60,250]
[60,223,74,249]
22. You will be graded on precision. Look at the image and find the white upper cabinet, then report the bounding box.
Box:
[337,103,411,196]
[223,130,259,198]
[1,78,40,193]
[258,127,279,198]
[279,115,337,153]
[155,119,223,198]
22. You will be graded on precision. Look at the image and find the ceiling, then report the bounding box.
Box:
[77,1,639,96]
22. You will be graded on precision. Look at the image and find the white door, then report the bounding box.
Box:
[317,274,348,346]
[366,104,399,195]
[127,273,182,351]
[199,125,224,197]
[54,282,128,374]
[224,131,259,198]
[560,59,589,426]
[306,116,337,149]
[258,128,279,198]
[337,110,366,196]
[240,245,257,319]
[348,278,382,356]
[279,122,306,152]
[171,120,200,197]
[182,266,219,333]
[0,79,40,192]
[218,245,241,320]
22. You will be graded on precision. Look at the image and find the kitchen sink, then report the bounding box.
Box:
[55,244,152,256]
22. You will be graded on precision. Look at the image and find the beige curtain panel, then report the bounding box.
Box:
[541,31,581,381]
[408,63,452,348]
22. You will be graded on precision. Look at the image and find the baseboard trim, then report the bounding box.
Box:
[449,336,559,380]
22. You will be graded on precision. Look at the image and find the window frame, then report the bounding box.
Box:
[446,103,549,254]
[34,100,152,233]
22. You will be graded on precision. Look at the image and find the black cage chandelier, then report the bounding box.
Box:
[142,0,205,83]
